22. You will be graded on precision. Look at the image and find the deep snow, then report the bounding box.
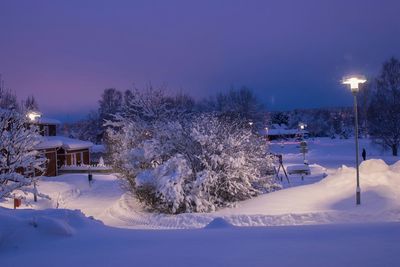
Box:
[1,138,400,266]
[1,207,400,267]
[1,138,399,229]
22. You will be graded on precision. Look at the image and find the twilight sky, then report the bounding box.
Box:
[1,0,400,121]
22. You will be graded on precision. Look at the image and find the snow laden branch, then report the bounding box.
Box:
[105,89,278,214]
[0,109,47,199]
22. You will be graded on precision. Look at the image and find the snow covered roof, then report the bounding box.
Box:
[36,136,93,150]
[34,117,61,125]
[259,128,308,136]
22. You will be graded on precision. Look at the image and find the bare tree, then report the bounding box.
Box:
[200,86,266,128]
[99,88,123,122]
[24,95,40,112]
[368,57,400,156]
[0,88,19,111]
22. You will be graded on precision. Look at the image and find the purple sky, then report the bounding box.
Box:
[1,0,400,121]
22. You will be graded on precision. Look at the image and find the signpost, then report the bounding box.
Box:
[300,141,308,164]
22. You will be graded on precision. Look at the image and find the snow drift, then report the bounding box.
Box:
[0,208,101,249]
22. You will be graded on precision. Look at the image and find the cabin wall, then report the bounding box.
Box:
[43,148,57,176]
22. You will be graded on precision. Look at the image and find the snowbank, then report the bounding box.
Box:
[215,159,400,225]
[0,207,101,250]
[1,208,399,267]
[204,217,235,229]
[94,159,400,229]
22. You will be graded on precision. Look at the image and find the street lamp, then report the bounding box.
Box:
[342,75,366,205]
[298,122,307,140]
[298,122,308,164]
[27,111,41,122]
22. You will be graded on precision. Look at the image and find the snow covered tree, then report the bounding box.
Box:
[368,57,400,156]
[0,109,47,199]
[63,88,124,144]
[105,87,196,188]
[106,88,277,214]
[188,114,277,212]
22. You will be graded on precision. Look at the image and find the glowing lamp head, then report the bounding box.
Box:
[342,75,366,94]
[27,111,41,122]
[249,121,253,126]
[299,122,306,130]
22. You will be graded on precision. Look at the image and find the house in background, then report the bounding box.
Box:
[28,111,93,176]
[260,124,309,140]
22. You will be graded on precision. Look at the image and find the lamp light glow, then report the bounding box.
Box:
[342,75,367,93]
[27,111,41,121]
[298,122,306,130]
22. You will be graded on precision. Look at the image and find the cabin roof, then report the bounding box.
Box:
[34,117,61,125]
[259,128,309,136]
[36,136,93,150]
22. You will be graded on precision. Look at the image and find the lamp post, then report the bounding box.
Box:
[343,75,366,205]
[298,122,307,140]
[298,123,308,164]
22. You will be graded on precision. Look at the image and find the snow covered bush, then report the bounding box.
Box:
[0,109,47,199]
[106,88,278,214]
[189,114,276,212]
[135,154,193,213]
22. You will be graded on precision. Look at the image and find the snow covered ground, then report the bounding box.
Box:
[1,208,399,267]
[1,138,400,266]
[1,138,399,229]
[271,137,397,169]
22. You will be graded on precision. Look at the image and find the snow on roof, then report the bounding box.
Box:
[259,128,309,136]
[36,136,93,150]
[34,117,61,125]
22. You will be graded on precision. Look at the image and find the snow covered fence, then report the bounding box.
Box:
[59,164,113,174]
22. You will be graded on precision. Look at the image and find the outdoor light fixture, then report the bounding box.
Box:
[249,121,253,126]
[343,74,367,205]
[265,127,269,141]
[27,111,41,121]
[298,122,306,131]
[342,75,366,94]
